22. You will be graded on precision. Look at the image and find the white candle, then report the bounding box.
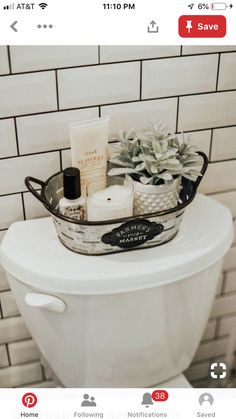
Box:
[87,184,134,221]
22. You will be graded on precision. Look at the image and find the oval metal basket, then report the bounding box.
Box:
[25,151,208,256]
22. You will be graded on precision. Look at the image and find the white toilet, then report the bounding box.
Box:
[0,194,233,388]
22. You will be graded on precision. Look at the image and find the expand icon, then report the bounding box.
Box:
[210,362,227,379]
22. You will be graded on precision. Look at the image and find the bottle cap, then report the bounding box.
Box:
[63,167,81,200]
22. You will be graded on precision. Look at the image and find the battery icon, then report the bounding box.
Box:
[211,2,227,9]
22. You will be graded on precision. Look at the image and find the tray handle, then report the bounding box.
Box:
[25,176,52,211]
[195,151,208,188]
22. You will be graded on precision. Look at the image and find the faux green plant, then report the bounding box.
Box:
[108,121,202,185]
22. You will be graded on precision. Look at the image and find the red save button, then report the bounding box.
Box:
[179,15,226,38]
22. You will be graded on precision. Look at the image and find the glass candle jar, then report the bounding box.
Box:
[86,176,134,222]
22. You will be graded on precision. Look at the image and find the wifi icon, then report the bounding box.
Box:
[39,2,48,9]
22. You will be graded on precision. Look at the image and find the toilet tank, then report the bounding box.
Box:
[1,194,234,388]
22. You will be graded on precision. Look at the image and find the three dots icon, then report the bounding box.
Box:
[37,24,53,29]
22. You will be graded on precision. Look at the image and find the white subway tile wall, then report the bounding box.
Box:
[22,191,48,220]
[58,62,140,109]
[8,340,39,365]
[0,232,8,292]
[211,126,236,161]
[0,195,23,230]
[218,53,236,91]
[142,55,218,99]
[0,72,57,118]
[178,91,236,131]
[100,46,181,62]
[199,160,236,194]
[0,363,43,387]
[10,46,98,72]
[17,108,99,154]
[0,47,9,75]
[0,119,17,158]
[0,345,9,368]
[186,130,211,157]
[0,45,235,388]
[182,45,236,55]
[0,317,30,345]
[0,152,60,195]
[211,191,236,217]
[0,290,19,318]
[102,98,178,139]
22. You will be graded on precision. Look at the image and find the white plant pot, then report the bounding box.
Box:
[126,174,181,216]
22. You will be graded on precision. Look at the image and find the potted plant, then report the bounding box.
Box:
[108,121,202,215]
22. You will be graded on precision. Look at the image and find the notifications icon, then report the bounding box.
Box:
[22,393,38,408]
[141,393,153,407]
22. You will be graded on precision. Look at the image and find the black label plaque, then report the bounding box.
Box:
[102,219,164,249]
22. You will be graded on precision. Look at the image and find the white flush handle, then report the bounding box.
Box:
[25,293,66,313]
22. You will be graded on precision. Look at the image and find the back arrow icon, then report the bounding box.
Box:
[10,21,18,32]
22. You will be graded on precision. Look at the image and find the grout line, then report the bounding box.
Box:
[207,156,236,163]
[175,97,180,133]
[21,192,26,220]
[0,148,61,161]
[197,335,229,347]
[0,337,34,346]
[13,118,20,155]
[180,46,183,56]
[215,318,221,338]
[223,267,236,275]
[0,59,142,78]
[0,190,38,199]
[41,364,47,381]
[55,70,60,111]
[16,378,56,388]
[0,302,3,319]
[139,60,143,100]
[0,313,24,320]
[0,289,14,295]
[0,104,104,121]
[136,88,236,105]
[98,46,101,64]
[209,129,214,162]
[98,106,101,117]
[1,142,236,163]
[0,88,236,122]
[207,188,236,196]
[0,359,42,372]
[0,50,235,78]
[191,354,230,368]
[59,150,63,171]
[17,379,56,388]
[215,53,221,92]
[210,311,236,322]
[214,287,236,299]
[221,272,228,295]
[5,343,12,367]
[6,46,12,74]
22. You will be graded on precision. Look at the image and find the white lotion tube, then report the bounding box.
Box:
[69,117,110,196]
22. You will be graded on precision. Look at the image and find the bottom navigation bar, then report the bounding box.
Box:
[0,388,235,419]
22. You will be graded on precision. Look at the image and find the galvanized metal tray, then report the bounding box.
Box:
[25,151,208,256]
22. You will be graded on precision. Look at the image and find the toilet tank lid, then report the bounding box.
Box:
[0,194,233,295]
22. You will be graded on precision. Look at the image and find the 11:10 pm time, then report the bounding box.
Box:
[103,3,136,10]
